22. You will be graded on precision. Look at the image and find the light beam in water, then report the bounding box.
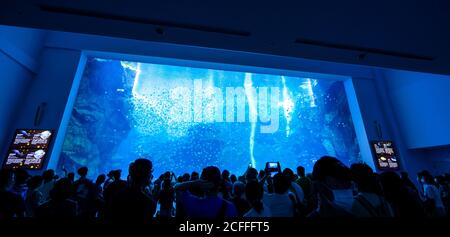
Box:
[306,78,316,107]
[131,63,141,96]
[244,73,257,168]
[281,76,294,137]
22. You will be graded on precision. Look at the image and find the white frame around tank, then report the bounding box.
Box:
[48,48,374,172]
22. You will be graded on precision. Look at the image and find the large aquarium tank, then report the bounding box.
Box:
[59,57,361,178]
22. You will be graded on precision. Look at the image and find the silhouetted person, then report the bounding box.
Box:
[283,168,305,205]
[36,178,77,218]
[400,171,418,194]
[221,169,232,199]
[379,171,425,218]
[103,169,126,218]
[230,174,237,184]
[419,172,446,217]
[11,169,30,200]
[157,179,175,217]
[25,175,43,217]
[104,170,115,190]
[95,174,106,195]
[350,163,393,217]
[73,167,96,219]
[40,169,56,202]
[245,168,258,183]
[263,173,296,217]
[435,175,450,215]
[93,174,106,218]
[296,165,314,212]
[230,181,250,217]
[67,172,75,184]
[175,166,237,218]
[244,181,271,217]
[187,171,203,198]
[258,170,266,181]
[222,170,231,182]
[109,159,156,222]
[308,156,355,218]
[0,169,25,219]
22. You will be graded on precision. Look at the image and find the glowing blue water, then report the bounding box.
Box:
[60,58,361,179]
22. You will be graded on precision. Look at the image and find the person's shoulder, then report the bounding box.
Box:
[291,181,303,190]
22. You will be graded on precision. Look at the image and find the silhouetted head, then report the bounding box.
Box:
[245,168,258,183]
[297,166,306,177]
[111,170,121,181]
[256,170,264,181]
[379,171,402,199]
[283,168,295,182]
[49,178,73,201]
[201,166,222,192]
[14,169,30,186]
[107,170,114,179]
[191,171,199,181]
[96,174,106,185]
[67,172,75,182]
[273,173,290,194]
[417,170,431,184]
[350,163,381,194]
[232,181,245,198]
[42,169,55,182]
[77,167,88,178]
[222,170,230,181]
[422,173,435,185]
[230,174,237,184]
[313,156,352,189]
[27,175,43,190]
[161,171,170,181]
[182,173,191,182]
[129,158,153,188]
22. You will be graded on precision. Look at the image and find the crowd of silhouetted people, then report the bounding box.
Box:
[1,156,449,221]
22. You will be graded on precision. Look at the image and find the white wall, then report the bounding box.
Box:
[380,70,450,175]
[0,26,46,156]
[383,70,450,149]
[8,48,84,174]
